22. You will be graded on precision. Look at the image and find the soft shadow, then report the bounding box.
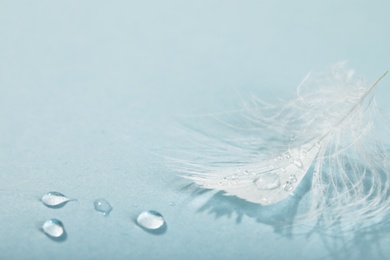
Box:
[189,175,390,259]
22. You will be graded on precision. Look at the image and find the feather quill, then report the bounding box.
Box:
[179,63,390,227]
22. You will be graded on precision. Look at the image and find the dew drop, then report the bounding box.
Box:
[41,191,75,208]
[285,153,291,159]
[42,219,65,238]
[281,167,286,173]
[169,201,176,207]
[283,181,294,191]
[136,210,165,230]
[94,199,113,216]
[293,159,303,168]
[289,174,297,183]
[254,173,281,190]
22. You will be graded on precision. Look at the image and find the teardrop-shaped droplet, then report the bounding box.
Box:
[41,192,75,208]
[136,210,165,230]
[254,173,281,190]
[42,219,65,238]
[94,199,113,216]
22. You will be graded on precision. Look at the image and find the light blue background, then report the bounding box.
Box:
[1,1,389,259]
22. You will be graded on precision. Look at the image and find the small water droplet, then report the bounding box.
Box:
[278,155,283,160]
[42,219,65,238]
[169,201,175,207]
[274,157,278,162]
[41,192,75,208]
[293,159,303,168]
[283,181,294,191]
[223,177,228,181]
[301,151,307,157]
[285,153,291,159]
[244,170,249,175]
[254,173,281,190]
[136,210,165,230]
[290,135,296,141]
[281,167,286,173]
[94,199,113,216]
[289,174,297,183]
[218,181,223,186]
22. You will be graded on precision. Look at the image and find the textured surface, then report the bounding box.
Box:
[1,1,390,259]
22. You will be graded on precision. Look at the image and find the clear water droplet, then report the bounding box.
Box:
[94,199,113,216]
[283,181,294,191]
[281,167,286,173]
[42,219,65,238]
[285,153,291,159]
[244,170,249,175]
[41,192,75,208]
[293,159,303,168]
[169,201,175,207]
[278,155,283,160]
[136,210,165,230]
[254,173,281,190]
[289,174,297,183]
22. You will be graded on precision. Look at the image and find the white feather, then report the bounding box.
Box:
[179,63,390,227]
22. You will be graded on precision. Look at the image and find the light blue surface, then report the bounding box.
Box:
[1,1,390,259]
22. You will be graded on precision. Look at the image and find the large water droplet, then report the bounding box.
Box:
[254,173,281,190]
[42,219,66,238]
[41,192,75,208]
[94,199,113,216]
[136,210,166,230]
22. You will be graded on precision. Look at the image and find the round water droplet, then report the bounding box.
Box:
[42,219,65,238]
[283,181,294,191]
[169,201,175,207]
[254,173,281,190]
[293,159,303,168]
[285,153,291,159]
[278,155,283,160]
[136,210,165,230]
[289,174,297,183]
[94,199,113,216]
[281,167,286,173]
[41,191,75,208]
[244,170,249,175]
